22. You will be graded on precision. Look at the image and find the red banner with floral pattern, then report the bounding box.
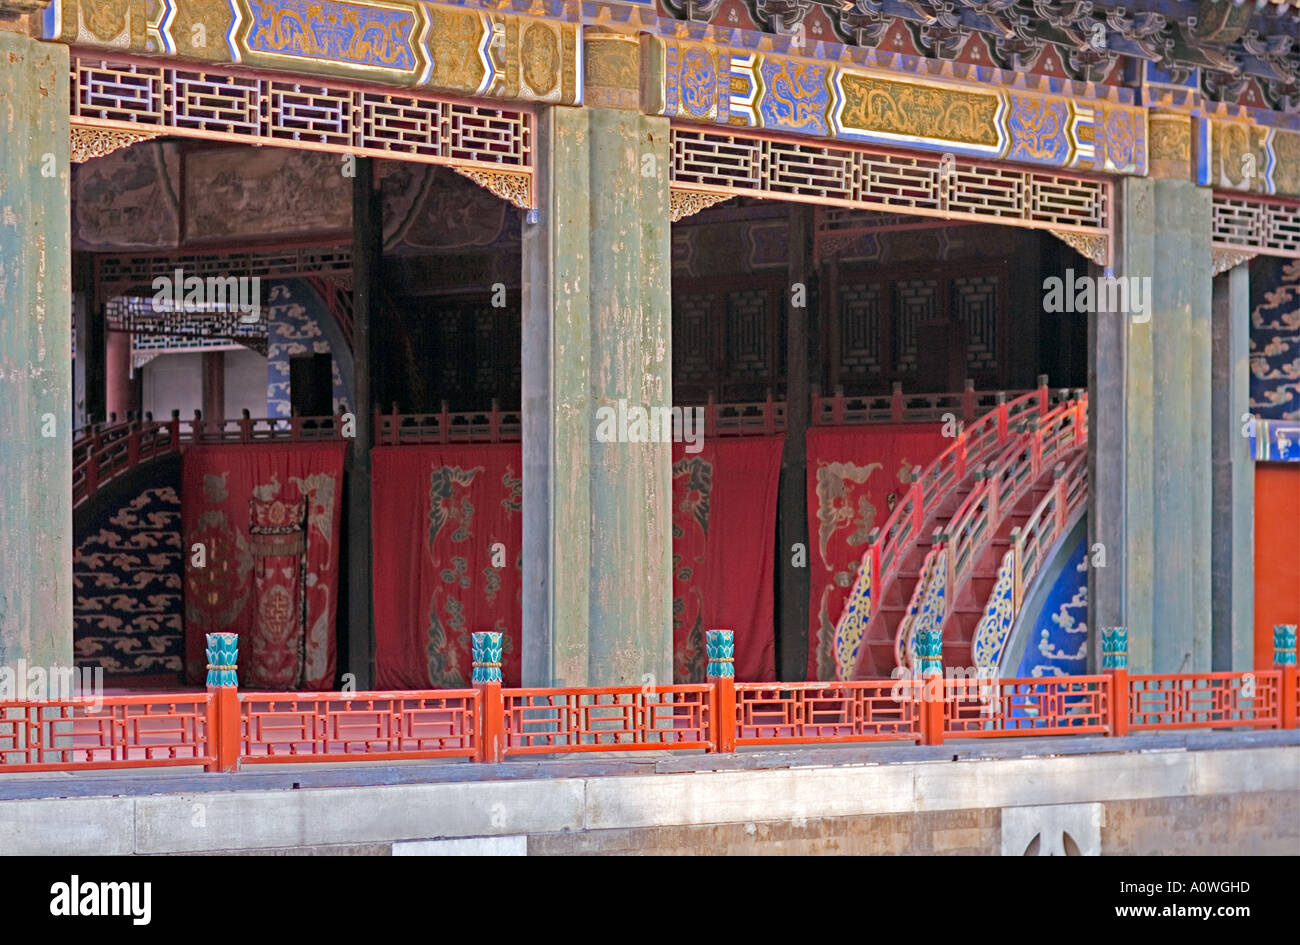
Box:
[371,444,524,689]
[672,436,783,683]
[182,444,344,689]
[372,438,783,687]
[805,424,947,680]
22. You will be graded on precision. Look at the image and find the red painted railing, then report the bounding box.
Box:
[811,382,1078,427]
[0,694,212,772]
[370,386,1084,446]
[3,663,1295,774]
[864,387,1048,611]
[500,686,713,755]
[942,675,1112,738]
[374,402,521,444]
[734,680,922,745]
[1127,672,1282,731]
[239,690,480,763]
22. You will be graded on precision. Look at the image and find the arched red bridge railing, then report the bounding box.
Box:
[73,411,347,508]
[2,629,1295,774]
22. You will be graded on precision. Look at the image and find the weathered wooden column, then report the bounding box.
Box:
[346,157,378,688]
[0,33,72,669]
[778,205,813,679]
[521,98,673,687]
[1149,115,1213,674]
[1088,178,1150,671]
[1089,114,1214,674]
[72,252,96,430]
[1211,260,1254,670]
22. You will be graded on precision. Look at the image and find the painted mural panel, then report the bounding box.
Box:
[838,73,1001,152]
[1250,257,1300,422]
[185,147,351,243]
[74,140,181,250]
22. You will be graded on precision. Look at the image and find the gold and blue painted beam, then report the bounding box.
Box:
[1251,419,1300,462]
[649,37,1148,176]
[42,0,582,104]
[38,0,1300,194]
[1196,115,1300,197]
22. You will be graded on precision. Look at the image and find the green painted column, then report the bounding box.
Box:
[521,105,673,687]
[1089,177,1154,670]
[1211,261,1254,670]
[1090,120,1215,674]
[1150,178,1213,673]
[0,35,72,670]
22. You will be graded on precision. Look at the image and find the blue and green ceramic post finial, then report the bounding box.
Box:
[1274,625,1297,667]
[205,633,239,688]
[706,630,734,679]
[913,628,942,676]
[1100,626,1128,670]
[472,631,503,684]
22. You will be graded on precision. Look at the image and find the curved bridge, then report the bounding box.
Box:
[834,391,1089,680]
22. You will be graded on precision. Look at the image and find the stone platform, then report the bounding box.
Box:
[1,731,1295,855]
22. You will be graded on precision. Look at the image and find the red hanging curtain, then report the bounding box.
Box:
[805,424,948,680]
[182,444,344,690]
[371,444,524,689]
[672,436,783,682]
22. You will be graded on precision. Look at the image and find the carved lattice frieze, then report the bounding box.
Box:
[71,54,535,206]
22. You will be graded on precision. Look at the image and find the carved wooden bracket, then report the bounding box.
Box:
[1211,247,1257,276]
[1048,229,1108,267]
[71,125,162,163]
[670,188,732,222]
[450,167,532,210]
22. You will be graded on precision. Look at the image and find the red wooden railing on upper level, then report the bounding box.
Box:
[370,383,1064,446]
[2,662,1294,773]
[811,380,1075,427]
[75,385,1065,503]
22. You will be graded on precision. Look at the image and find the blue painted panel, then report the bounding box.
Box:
[266,279,348,420]
[1014,533,1088,679]
[1250,257,1300,422]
